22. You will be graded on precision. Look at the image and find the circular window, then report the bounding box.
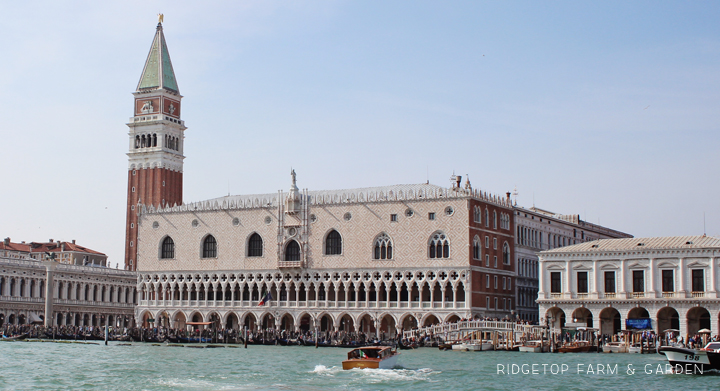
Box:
[343,212,352,221]
[232,217,240,226]
[287,227,297,237]
[152,221,159,229]
[264,216,272,225]
[405,208,414,217]
[310,214,317,223]
[192,219,199,227]
[444,206,454,216]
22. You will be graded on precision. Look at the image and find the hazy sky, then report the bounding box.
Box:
[1,1,718,267]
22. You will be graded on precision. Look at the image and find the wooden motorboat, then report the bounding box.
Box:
[558,341,592,353]
[518,340,543,353]
[342,346,399,370]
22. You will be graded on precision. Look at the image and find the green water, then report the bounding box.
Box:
[1,342,718,390]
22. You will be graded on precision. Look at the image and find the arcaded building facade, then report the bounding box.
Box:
[135,176,516,334]
[537,236,720,339]
[128,22,518,334]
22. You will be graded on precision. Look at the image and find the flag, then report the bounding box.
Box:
[258,289,272,306]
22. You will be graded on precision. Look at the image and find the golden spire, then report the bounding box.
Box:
[158,13,164,24]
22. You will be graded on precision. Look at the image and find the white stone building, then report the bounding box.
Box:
[536,235,720,339]
[513,207,632,322]
[0,256,136,328]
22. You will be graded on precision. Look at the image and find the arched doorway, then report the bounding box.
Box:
[226,313,239,330]
[19,314,27,325]
[545,307,566,330]
[627,307,651,331]
[8,314,16,325]
[208,313,221,330]
[319,314,332,332]
[0,313,5,327]
[687,307,711,335]
[174,312,187,329]
[339,314,354,333]
[244,313,257,330]
[357,314,375,335]
[261,313,275,330]
[423,314,440,327]
[280,314,294,331]
[142,312,153,328]
[571,307,593,328]
[446,314,460,323]
[401,314,418,330]
[380,315,396,339]
[657,307,680,335]
[299,314,312,333]
[599,308,621,336]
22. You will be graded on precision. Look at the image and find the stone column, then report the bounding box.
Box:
[648,258,655,298]
[43,261,56,328]
[678,258,687,297]
[710,257,717,298]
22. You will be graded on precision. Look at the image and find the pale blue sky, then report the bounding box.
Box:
[1,1,718,267]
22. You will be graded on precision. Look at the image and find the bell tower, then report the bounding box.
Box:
[124,21,185,271]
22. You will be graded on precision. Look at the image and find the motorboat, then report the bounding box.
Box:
[452,342,483,351]
[603,341,627,353]
[628,343,642,354]
[342,346,399,370]
[558,341,592,353]
[659,342,720,372]
[519,340,543,353]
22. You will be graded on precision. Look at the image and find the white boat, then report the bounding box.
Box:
[452,342,483,351]
[628,343,642,354]
[603,341,627,353]
[519,340,543,353]
[481,340,494,351]
[342,346,400,370]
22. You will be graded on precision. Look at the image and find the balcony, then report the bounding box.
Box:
[575,293,588,300]
[603,293,616,299]
[550,293,563,299]
[662,292,675,298]
[631,292,645,298]
[278,261,303,268]
[692,291,705,298]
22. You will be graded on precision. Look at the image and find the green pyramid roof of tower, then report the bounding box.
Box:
[137,23,179,93]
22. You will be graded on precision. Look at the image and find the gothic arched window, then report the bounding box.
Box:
[493,211,498,229]
[202,235,217,258]
[474,206,481,223]
[429,232,450,259]
[285,240,300,262]
[485,208,490,227]
[503,242,511,265]
[248,233,263,257]
[473,236,481,260]
[161,236,174,259]
[373,233,393,260]
[325,230,342,255]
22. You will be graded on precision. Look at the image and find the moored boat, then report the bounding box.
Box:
[518,340,543,353]
[603,341,627,353]
[558,341,592,353]
[342,346,399,370]
[452,342,483,351]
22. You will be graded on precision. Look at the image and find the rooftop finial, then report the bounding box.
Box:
[158,13,164,24]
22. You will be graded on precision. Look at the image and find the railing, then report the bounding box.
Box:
[403,320,547,340]
[603,292,616,299]
[550,293,562,299]
[575,293,588,299]
[662,292,675,298]
[278,261,303,268]
[632,292,645,298]
[137,299,465,309]
[55,299,135,308]
[692,291,705,298]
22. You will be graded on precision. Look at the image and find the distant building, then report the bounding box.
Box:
[536,235,720,338]
[513,208,632,322]
[1,237,108,266]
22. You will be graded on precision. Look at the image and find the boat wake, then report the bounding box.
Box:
[311,365,437,383]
